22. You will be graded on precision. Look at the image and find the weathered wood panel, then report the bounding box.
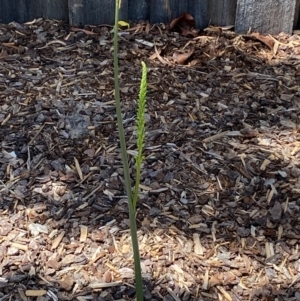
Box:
[150,0,187,24]
[128,0,149,21]
[0,0,68,24]
[0,0,31,23]
[294,0,300,27]
[188,0,209,29]
[1,0,300,32]
[40,0,68,21]
[235,0,296,34]
[208,0,237,26]
[68,0,128,26]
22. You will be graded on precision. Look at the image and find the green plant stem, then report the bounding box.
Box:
[132,160,142,211]
[113,1,144,301]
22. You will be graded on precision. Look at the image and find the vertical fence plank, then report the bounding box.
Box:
[235,0,296,34]
[188,0,209,29]
[150,0,187,24]
[1,0,299,32]
[29,0,68,21]
[43,0,68,20]
[120,0,129,22]
[0,0,68,24]
[0,0,30,23]
[294,0,300,28]
[208,0,237,26]
[69,0,128,26]
[69,0,84,26]
[150,0,169,24]
[129,0,150,21]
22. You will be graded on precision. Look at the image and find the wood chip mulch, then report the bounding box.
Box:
[1,19,300,301]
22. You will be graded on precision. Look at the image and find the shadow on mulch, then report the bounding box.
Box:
[1,18,300,300]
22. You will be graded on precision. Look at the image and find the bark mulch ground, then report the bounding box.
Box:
[1,19,300,301]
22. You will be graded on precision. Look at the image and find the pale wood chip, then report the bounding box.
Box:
[260,158,271,170]
[88,281,122,289]
[216,285,233,301]
[79,225,88,242]
[51,231,65,250]
[74,157,83,180]
[202,268,209,290]
[202,131,229,143]
[11,242,28,251]
[193,233,204,255]
[25,290,47,297]
[166,287,182,301]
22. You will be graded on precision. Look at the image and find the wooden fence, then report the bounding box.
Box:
[0,0,300,34]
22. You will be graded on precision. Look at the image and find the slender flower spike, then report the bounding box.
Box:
[136,62,147,160]
[133,62,147,210]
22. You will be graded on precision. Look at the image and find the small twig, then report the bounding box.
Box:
[82,183,103,202]
[29,124,45,145]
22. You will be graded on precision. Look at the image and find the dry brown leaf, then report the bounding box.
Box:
[59,275,74,291]
[70,27,97,35]
[103,270,112,283]
[154,44,171,65]
[251,32,274,49]
[173,47,194,64]
[169,12,196,37]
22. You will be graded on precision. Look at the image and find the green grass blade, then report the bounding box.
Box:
[113,1,144,300]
